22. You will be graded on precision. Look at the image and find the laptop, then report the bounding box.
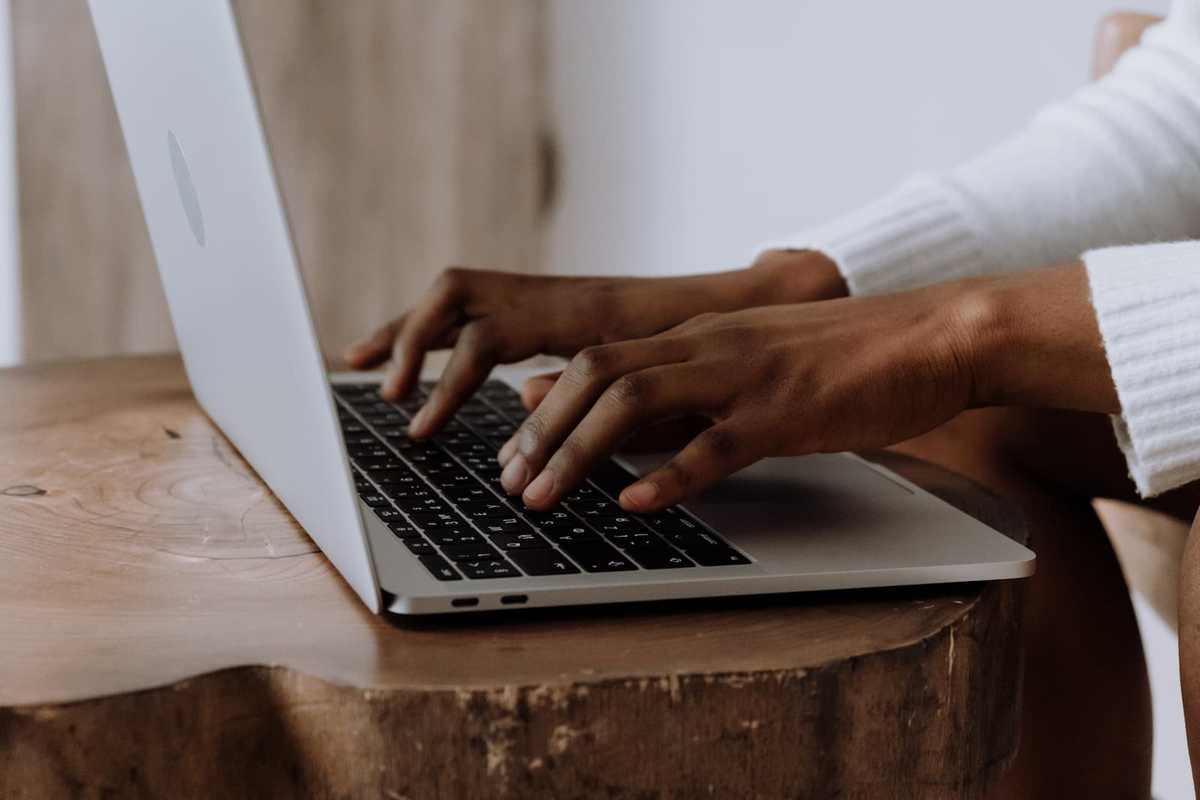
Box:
[87,0,1034,614]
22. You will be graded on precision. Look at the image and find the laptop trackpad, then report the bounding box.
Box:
[616,451,950,573]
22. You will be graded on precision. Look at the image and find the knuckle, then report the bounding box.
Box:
[697,426,741,461]
[517,414,547,451]
[571,345,614,381]
[608,372,653,407]
[553,436,587,469]
[435,266,472,295]
[660,459,693,492]
[461,319,497,351]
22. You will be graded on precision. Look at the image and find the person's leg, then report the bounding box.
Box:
[1181,518,1200,790]
[890,408,1177,799]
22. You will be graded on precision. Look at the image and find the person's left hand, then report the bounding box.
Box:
[496,279,992,513]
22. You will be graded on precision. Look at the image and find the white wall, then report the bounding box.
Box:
[0,0,18,367]
[547,2,1192,798]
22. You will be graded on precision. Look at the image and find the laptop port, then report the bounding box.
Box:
[500,594,528,606]
[451,597,479,608]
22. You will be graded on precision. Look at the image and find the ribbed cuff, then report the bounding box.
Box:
[759,175,994,296]
[1086,241,1200,496]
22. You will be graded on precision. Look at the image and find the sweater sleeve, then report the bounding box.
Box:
[764,0,1200,495]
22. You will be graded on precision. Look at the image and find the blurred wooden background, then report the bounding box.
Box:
[12,0,547,362]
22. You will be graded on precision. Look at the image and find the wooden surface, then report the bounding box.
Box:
[12,0,546,362]
[0,355,1026,799]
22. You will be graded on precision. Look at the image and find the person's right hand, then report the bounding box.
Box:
[343,249,846,438]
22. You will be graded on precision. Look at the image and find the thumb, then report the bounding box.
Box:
[521,371,561,411]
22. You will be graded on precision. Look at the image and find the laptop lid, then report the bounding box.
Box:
[88,0,381,611]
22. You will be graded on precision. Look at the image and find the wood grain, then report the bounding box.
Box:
[12,0,546,363]
[0,355,1025,799]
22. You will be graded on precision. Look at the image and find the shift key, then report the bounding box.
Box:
[560,541,636,573]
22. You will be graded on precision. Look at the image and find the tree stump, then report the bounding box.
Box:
[0,355,1026,799]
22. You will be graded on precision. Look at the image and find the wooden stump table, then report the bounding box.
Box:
[0,355,1027,799]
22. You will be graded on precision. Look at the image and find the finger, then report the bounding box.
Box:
[499,340,685,496]
[343,317,403,369]
[381,269,470,400]
[521,365,720,510]
[498,371,562,467]
[408,319,502,438]
[521,372,561,412]
[619,423,760,512]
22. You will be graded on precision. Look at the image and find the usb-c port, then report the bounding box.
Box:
[500,594,528,605]
[451,597,479,608]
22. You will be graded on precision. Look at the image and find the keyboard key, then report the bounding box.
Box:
[333,383,376,398]
[509,549,581,576]
[566,499,623,517]
[372,507,405,524]
[418,554,461,580]
[627,547,695,570]
[644,513,703,534]
[457,501,514,520]
[348,445,393,460]
[370,468,416,485]
[428,471,477,489]
[489,531,551,550]
[358,493,391,508]
[589,461,638,499]
[543,527,600,545]
[428,530,484,547]
[446,486,503,504]
[593,520,650,539]
[441,543,502,562]
[559,542,637,572]
[458,559,521,579]
[686,547,752,567]
[476,517,536,536]
[662,530,726,550]
[388,523,422,539]
[384,487,438,503]
[619,532,671,550]
[360,416,405,429]
[344,434,380,447]
[525,510,580,530]
[398,500,453,516]
[563,484,604,502]
[357,456,406,472]
[603,530,658,549]
[405,538,436,555]
[410,511,468,528]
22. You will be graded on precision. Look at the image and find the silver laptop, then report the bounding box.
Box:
[88,0,1034,614]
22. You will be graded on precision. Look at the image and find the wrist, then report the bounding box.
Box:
[746,249,849,305]
[948,263,1118,413]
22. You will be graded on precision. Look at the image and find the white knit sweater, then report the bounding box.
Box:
[771,0,1200,497]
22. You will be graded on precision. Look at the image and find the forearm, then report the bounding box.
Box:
[612,249,846,334]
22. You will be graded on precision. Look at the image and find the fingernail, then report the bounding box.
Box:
[523,470,556,506]
[500,454,529,495]
[621,482,658,510]
[497,437,517,467]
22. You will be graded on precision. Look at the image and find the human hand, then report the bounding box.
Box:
[343,250,845,437]
[498,264,1113,513]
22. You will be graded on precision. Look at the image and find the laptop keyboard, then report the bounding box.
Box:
[333,380,751,582]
